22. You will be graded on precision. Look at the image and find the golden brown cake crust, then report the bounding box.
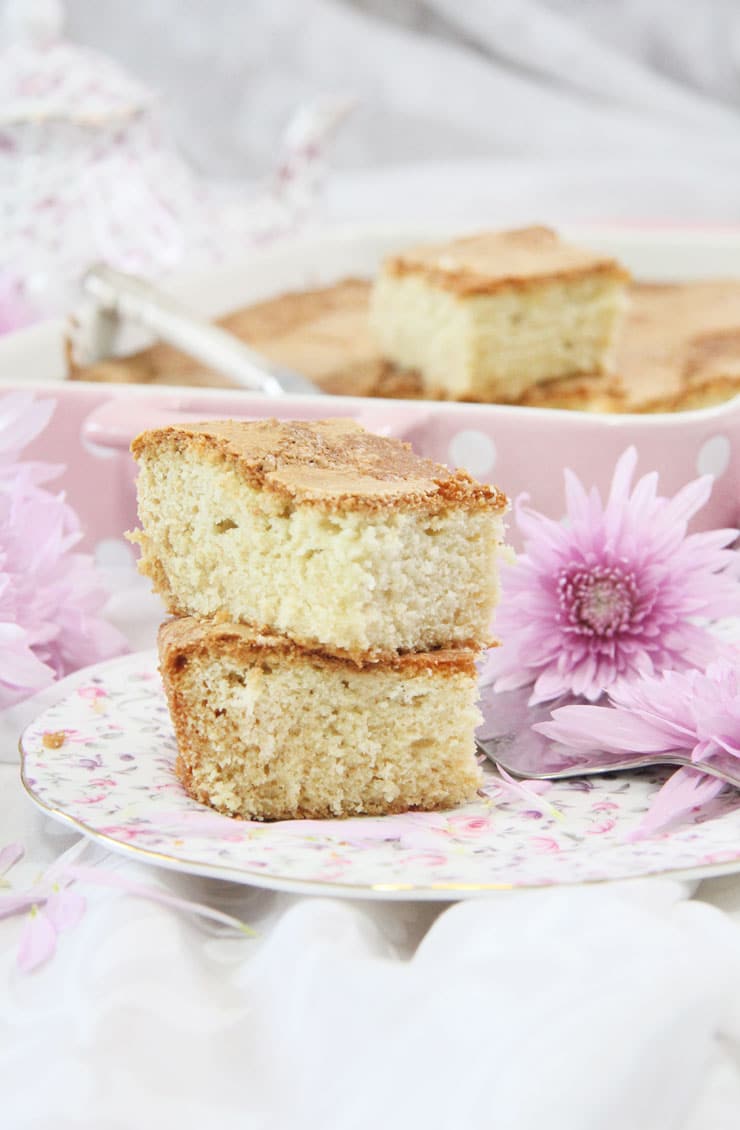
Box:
[607,280,740,412]
[523,281,740,412]
[132,417,508,513]
[158,616,481,677]
[382,226,630,296]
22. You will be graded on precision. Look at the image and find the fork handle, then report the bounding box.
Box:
[81,263,286,396]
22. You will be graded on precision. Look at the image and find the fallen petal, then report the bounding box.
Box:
[17,907,57,973]
[0,842,24,877]
[632,767,727,841]
[0,891,38,920]
[44,889,86,932]
[58,865,255,937]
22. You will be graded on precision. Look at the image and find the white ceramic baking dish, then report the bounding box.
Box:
[2,224,738,554]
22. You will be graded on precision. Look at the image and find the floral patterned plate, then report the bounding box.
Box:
[19,651,740,900]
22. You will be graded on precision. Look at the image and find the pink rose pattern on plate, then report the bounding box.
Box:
[18,651,740,899]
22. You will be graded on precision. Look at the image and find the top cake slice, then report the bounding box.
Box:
[130,417,508,658]
[370,226,629,402]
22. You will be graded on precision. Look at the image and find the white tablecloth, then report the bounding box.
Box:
[3,579,740,1130]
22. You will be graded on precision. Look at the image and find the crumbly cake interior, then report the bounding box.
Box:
[370,271,625,400]
[161,620,482,820]
[135,445,505,656]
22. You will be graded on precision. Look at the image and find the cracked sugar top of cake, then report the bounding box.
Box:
[131,417,509,511]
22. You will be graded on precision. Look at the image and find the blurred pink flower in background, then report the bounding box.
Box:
[481,447,739,705]
[0,273,35,336]
[0,391,128,707]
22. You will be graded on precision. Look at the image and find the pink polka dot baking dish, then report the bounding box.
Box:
[2,224,739,551]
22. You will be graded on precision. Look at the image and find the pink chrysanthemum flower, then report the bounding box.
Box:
[481,447,739,704]
[0,392,127,707]
[536,659,740,836]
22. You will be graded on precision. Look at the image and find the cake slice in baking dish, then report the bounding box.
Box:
[131,417,508,658]
[159,616,483,820]
[370,226,629,402]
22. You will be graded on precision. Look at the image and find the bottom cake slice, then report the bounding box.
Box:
[159,617,483,821]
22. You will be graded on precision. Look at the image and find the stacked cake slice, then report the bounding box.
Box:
[131,418,508,820]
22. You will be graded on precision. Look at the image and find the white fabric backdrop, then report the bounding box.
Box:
[48,0,740,224]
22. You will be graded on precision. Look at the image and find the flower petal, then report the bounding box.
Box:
[661,475,713,529]
[0,393,55,459]
[495,764,562,820]
[17,906,57,972]
[0,891,38,920]
[632,767,727,840]
[564,468,590,525]
[44,889,86,933]
[536,703,682,754]
[0,842,23,877]
[607,446,638,509]
[530,669,572,705]
[57,866,255,937]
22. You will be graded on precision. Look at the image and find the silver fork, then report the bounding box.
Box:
[75,262,324,397]
[475,684,740,789]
